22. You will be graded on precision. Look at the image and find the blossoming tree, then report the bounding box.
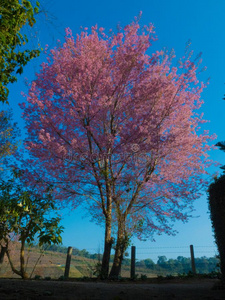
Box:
[21,18,214,278]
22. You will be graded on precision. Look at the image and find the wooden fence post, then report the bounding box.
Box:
[64,246,73,279]
[190,244,196,274]
[130,246,136,279]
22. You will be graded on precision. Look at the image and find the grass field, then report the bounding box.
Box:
[0,245,170,279]
[0,244,217,280]
[0,246,101,279]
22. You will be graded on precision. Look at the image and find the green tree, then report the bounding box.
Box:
[195,256,209,274]
[0,169,64,279]
[136,260,146,268]
[0,110,20,166]
[157,256,167,266]
[0,0,40,103]
[208,174,225,279]
[207,140,225,280]
[144,258,155,269]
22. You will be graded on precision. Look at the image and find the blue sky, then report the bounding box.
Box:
[3,0,225,260]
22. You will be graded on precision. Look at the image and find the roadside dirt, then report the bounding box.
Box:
[0,278,224,300]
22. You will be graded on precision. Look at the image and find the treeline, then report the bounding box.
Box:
[40,244,220,275]
[133,255,220,274]
[40,244,103,260]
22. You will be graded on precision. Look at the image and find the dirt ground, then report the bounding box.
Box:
[0,278,224,300]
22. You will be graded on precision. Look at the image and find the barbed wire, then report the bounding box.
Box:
[75,246,216,250]
[128,245,216,250]
[74,246,217,254]
[137,251,217,254]
[133,262,219,266]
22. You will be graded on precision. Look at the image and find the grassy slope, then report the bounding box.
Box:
[1,245,216,279]
[0,245,163,279]
[0,246,97,279]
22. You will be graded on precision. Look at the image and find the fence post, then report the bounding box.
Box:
[190,244,196,274]
[130,246,136,279]
[64,246,73,279]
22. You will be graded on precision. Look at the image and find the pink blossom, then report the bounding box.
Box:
[21,17,215,245]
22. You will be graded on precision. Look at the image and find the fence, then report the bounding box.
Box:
[120,245,219,278]
[0,244,219,279]
[63,244,219,279]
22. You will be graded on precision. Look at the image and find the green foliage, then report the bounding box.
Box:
[207,140,225,279]
[92,262,102,278]
[42,244,104,261]
[140,274,147,281]
[157,255,168,265]
[0,169,64,278]
[0,172,64,247]
[0,0,40,103]
[208,174,225,279]
[44,276,51,281]
[143,258,154,269]
[156,272,221,281]
[0,109,20,166]
[165,274,175,279]
[135,255,220,275]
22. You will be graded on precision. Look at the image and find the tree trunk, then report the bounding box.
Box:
[6,249,22,278]
[109,218,128,279]
[0,246,7,264]
[101,216,113,279]
[20,239,29,279]
[6,240,29,279]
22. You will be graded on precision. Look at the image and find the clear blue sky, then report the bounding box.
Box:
[4,0,225,260]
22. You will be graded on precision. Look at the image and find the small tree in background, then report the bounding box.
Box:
[0,169,64,279]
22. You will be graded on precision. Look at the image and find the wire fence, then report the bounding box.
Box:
[0,244,219,279]
[120,245,219,278]
[134,245,218,262]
